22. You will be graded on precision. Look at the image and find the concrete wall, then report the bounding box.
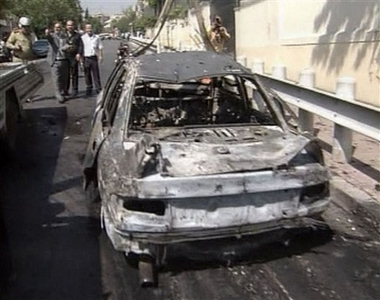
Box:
[146,1,211,51]
[235,0,380,107]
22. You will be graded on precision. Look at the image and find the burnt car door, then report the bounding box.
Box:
[83,62,127,187]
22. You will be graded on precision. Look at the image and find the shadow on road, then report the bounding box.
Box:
[50,176,83,195]
[159,223,334,274]
[0,106,102,299]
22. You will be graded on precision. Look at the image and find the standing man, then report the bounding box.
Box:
[81,24,103,97]
[65,20,83,98]
[6,17,37,63]
[208,16,230,53]
[46,22,70,103]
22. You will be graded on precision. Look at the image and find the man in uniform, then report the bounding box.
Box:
[5,17,37,63]
[65,20,83,98]
[46,22,70,103]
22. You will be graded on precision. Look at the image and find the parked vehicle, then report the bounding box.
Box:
[83,51,330,286]
[32,39,49,58]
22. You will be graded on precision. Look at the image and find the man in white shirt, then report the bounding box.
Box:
[81,24,103,97]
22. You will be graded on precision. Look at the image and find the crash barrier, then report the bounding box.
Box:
[0,59,45,145]
[237,57,380,163]
[0,60,47,103]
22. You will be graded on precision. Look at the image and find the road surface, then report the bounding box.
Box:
[1,40,379,300]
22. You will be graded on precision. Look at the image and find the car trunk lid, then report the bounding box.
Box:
[128,126,311,178]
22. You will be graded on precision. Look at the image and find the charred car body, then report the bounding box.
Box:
[83,51,330,285]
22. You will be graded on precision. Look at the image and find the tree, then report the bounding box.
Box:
[147,0,164,16]
[115,6,157,33]
[168,5,187,20]
[114,7,137,33]
[3,0,83,35]
[134,16,157,32]
[84,7,89,21]
[0,0,14,18]
[114,17,131,33]
[86,16,103,34]
[147,0,189,17]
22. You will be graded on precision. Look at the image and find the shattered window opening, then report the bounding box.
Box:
[102,66,127,127]
[128,75,277,132]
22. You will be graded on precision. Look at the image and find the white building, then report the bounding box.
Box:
[103,14,124,30]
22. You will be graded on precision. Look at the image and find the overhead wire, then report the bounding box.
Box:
[130,0,217,55]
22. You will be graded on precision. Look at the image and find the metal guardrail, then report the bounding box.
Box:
[0,60,45,95]
[256,73,380,142]
[0,59,45,140]
[0,63,29,91]
[236,57,380,163]
[0,60,46,110]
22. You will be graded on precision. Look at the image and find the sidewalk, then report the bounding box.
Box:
[313,115,380,221]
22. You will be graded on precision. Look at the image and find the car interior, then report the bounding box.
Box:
[129,75,277,130]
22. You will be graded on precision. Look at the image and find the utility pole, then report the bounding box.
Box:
[189,0,214,51]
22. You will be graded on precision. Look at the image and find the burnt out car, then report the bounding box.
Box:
[115,42,130,63]
[83,51,330,285]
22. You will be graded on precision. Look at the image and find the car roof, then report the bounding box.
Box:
[132,51,253,82]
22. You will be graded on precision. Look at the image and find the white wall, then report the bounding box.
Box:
[235,0,380,107]
[145,1,211,51]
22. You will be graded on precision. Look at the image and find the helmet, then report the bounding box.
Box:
[19,17,31,27]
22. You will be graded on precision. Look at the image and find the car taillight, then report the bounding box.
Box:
[123,199,166,216]
[300,182,329,204]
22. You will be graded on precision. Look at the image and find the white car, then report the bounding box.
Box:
[83,51,330,286]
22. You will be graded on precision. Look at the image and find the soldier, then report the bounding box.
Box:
[5,17,37,63]
[208,16,230,53]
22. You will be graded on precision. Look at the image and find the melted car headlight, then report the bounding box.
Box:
[123,198,166,216]
[300,182,329,204]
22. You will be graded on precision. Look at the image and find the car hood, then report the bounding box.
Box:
[124,126,312,178]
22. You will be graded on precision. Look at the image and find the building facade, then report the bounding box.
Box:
[234,0,380,107]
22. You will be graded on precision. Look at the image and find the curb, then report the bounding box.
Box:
[330,176,380,227]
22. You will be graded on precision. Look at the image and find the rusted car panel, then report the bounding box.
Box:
[84,51,330,265]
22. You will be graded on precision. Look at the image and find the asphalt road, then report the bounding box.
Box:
[1,40,380,300]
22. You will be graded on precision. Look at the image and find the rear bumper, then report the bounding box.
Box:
[99,163,330,253]
[103,195,329,251]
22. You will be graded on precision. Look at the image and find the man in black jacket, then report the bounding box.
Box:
[65,20,83,98]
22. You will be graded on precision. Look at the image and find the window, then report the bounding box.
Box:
[128,75,277,130]
[102,64,126,127]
